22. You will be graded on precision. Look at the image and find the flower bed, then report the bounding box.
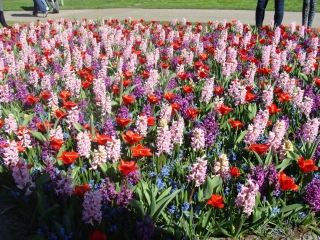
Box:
[0,18,319,239]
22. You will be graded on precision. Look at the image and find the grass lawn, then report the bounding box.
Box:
[4,0,320,12]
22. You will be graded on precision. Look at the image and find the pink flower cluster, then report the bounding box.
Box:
[187,156,207,187]
[11,160,35,195]
[236,179,259,216]
[82,190,102,225]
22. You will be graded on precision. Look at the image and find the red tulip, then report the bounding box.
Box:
[36,122,53,132]
[148,94,160,105]
[163,92,176,102]
[115,118,133,127]
[214,85,224,95]
[121,130,143,145]
[95,133,112,145]
[89,229,107,240]
[298,156,318,173]
[228,119,244,129]
[55,109,68,120]
[63,101,77,110]
[58,90,72,101]
[131,144,153,157]
[40,91,52,100]
[73,184,91,198]
[216,104,234,115]
[26,95,39,105]
[118,159,139,175]
[0,119,3,129]
[278,172,299,191]
[122,94,135,105]
[147,116,157,126]
[245,92,256,102]
[171,102,180,114]
[266,104,282,115]
[50,137,65,151]
[206,194,224,208]
[247,144,270,155]
[58,151,80,165]
[314,77,320,87]
[123,71,133,79]
[182,85,193,93]
[187,108,201,119]
[277,93,291,102]
[229,167,241,178]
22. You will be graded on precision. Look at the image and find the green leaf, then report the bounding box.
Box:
[99,163,108,174]
[252,150,263,165]
[286,151,300,160]
[280,204,304,213]
[129,199,145,220]
[156,187,172,202]
[309,226,320,235]
[29,130,47,143]
[236,130,247,144]
[73,123,85,132]
[201,208,212,228]
[22,114,34,126]
[216,221,233,238]
[204,176,222,199]
[150,189,156,216]
[35,173,50,187]
[276,158,292,171]
[36,189,45,215]
[39,204,60,221]
[152,189,180,221]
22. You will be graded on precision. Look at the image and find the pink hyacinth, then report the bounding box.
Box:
[0,84,9,103]
[244,63,256,86]
[105,137,121,163]
[156,121,173,156]
[66,108,80,129]
[135,115,148,137]
[187,156,207,187]
[228,80,246,106]
[278,72,296,95]
[3,140,19,167]
[90,145,107,170]
[77,132,91,158]
[292,87,304,106]
[11,160,35,195]
[298,97,313,117]
[170,118,185,146]
[144,69,159,96]
[82,190,102,225]
[261,45,271,67]
[200,77,214,104]
[191,128,205,151]
[41,75,52,91]
[261,85,274,106]
[50,126,64,140]
[213,153,230,179]
[4,114,18,134]
[16,127,32,149]
[301,118,320,143]
[267,120,287,153]
[159,103,172,123]
[244,109,269,145]
[236,179,259,216]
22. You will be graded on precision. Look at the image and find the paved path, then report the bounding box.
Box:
[4,8,320,28]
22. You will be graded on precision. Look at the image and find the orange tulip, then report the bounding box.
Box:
[118,159,139,175]
[182,85,193,93]
[131,144,153,157]
[206,194,224,208]
[121,130,143,145]
[277,93,291,102]
[58,152,80,164]
[214,85,224,95]
[278,172,299,191]
[163,92,176,102]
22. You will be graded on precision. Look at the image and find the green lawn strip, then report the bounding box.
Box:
[3,0,320,12]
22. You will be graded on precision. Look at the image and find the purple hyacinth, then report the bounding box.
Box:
[142,104,152,117]
[102,118,116,137]
[198,113,219,147]
[115,184,133,205]
[173,95,190,119]
[132,76,144,97]
[304,178,320,212]
[248,163,279,197]
[100,177,116,202]
[136,215,155,240]
[117,106,130,119]
[166,78,178,91]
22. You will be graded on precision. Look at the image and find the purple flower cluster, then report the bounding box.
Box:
[100,177,132,205]
[304,178,320,212]
[136,215,155,240]
[199,113,219,147]
[248,163,279,197]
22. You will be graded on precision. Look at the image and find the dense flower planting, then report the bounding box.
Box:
[0,18,319,239]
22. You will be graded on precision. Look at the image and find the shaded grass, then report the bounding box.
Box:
[3,0,320,12]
